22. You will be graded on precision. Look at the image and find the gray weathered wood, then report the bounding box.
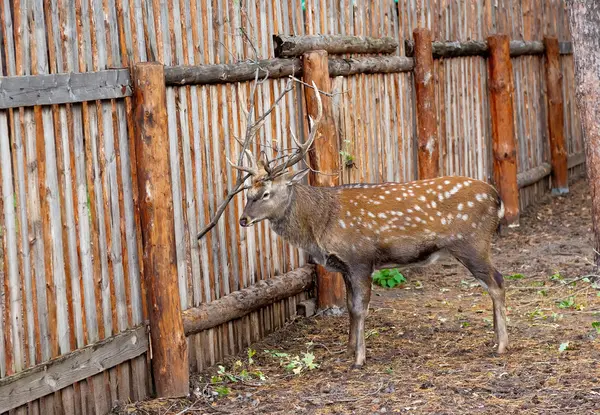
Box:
[517,162,552,188]
[273,34,398,58]
[0,69,131,109]
[296,298,317,317]
[183,265,315,336]
[165,58,303,85]
[509,41,545,57]
[559,41,573,55]
[405,39,570,58]
[328,56,414,76]
[405,39,488,58]
[0,325,148,412]
[567,152,585,169]
[166,56,413,86]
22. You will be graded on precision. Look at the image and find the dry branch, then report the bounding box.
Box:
[273,34,398,58]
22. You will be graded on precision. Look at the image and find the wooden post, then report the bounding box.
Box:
[132,62,189,397]
[543,36,569,195]
[567,1,600,268]
[301,50,346,309]
[487,35,520,226]
[413,28,440,179]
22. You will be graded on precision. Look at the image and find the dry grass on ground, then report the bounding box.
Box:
[115,180,600,415]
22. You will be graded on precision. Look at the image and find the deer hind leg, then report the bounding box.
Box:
[347,269,372,368]
[449,244,508,354]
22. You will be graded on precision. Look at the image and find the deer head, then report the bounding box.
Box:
[229,82,323,227]
[238,163,309,227]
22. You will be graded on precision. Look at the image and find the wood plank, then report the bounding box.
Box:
[0,325,148,412]
[0,69,132,109]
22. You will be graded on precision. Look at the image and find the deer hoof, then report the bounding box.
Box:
[350,363,364,370]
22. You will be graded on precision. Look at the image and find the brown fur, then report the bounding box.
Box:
[239,174,508,367]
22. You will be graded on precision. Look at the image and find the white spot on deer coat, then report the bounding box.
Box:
[462,214,469,221]
[378,213,387,219]
[458,203,464,211]
[339,219,347,229]
[468,201,474,207]
[368,212,376,218]
[419,195,427,202]
[441,218,447,225]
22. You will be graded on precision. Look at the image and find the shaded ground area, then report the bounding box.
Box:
[116,180,600,415]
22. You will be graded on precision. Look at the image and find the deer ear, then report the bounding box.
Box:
[285,168,309,186]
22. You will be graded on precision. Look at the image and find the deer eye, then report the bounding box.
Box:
[262,192,270,200]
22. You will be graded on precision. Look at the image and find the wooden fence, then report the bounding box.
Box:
[0,0,585,414]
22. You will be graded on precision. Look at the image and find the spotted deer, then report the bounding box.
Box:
[228,90,508,368]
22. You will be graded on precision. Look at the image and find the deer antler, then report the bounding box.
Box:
[268,81,323,178]
[226,149,259,176]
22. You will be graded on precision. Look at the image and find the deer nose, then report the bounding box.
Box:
[239,217,249,227]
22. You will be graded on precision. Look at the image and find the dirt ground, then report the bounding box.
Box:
[116,179,600,415]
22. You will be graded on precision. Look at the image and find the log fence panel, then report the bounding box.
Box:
[0,1,585,412]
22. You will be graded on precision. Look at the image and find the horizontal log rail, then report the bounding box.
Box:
[567,152,586,169]
[405,40,573,58]
[517,162,552,189]
[183,265,315,336]
[0,69,132,109]
[165,56,414,86]
[273,34,398,57]
[0,325,148,412]
[516,153,585,189]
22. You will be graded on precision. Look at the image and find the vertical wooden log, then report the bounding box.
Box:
[567,0,600,268]
[301,50,345,309]
[543,36,569,195]
[487,35,520,226]
[413,28,440,179]
[132,63,189,397]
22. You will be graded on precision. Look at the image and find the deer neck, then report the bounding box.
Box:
[268,184,338,255]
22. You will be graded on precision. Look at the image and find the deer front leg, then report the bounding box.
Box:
[348,272,372,368]
[342,274,356,355]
